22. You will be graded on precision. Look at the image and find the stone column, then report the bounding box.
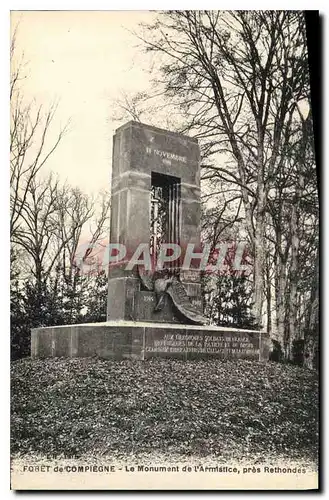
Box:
[107,121,202,321]
[107,124,151,320]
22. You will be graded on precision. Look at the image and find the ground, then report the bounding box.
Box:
[11,358,318,467]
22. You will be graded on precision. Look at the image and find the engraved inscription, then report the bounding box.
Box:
[145,332,259,356]
[146,147,187,164]
[143,295,155,303]
[180,270,200,282]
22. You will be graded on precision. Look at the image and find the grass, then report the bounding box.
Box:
[11,357,318,464]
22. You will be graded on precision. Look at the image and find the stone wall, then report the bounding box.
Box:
[31,322,270,362]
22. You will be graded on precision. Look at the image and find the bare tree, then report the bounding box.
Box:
[12,172,110,283]
[131,10,312,328]
[10,28,69,240]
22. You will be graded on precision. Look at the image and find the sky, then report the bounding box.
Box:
[11,11,156,194]
[10,10,312,201]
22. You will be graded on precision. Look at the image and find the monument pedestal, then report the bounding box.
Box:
[31,321,270,362]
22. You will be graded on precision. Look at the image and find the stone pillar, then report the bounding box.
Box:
[180,181,202,312]
[107,123,151,320]
[107,121,202,321]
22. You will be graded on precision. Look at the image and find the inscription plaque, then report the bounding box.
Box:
[144,328,261,360]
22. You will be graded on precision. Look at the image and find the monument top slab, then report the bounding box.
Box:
[115,120,199,143]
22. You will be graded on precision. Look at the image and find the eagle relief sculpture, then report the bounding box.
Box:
[137,266,209,325]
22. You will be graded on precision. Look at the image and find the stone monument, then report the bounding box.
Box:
[31,121,270,361]
[108,121,204,323]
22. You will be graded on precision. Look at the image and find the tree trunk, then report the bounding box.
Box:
[304,246,319,369]
[288,171,304,344]
[265,254,272,335]
[275,249,287,349]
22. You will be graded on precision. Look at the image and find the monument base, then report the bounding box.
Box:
[31,321,270,362]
